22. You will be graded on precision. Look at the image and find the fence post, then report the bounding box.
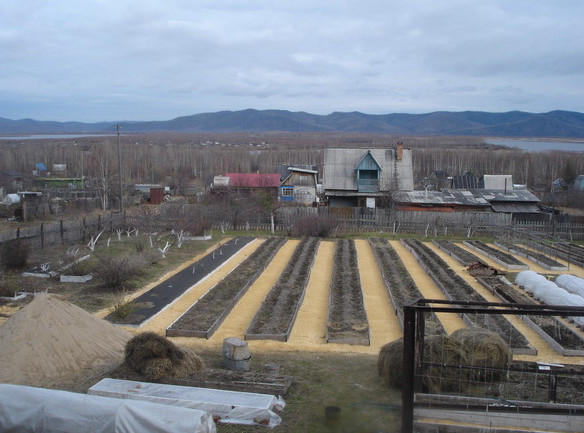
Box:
[16,227,20,239]
[60,220,64,245]
[401,305,416,433]
[40,223,45,249]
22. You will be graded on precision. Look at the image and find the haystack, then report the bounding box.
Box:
[0,293,131,387]
[377,335,466,393]
[124,332,205,381]
[451,327,511,382]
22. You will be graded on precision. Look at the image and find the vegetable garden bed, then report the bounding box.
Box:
[245,237,320,341]
[369,238,444,334]
[463,240,529,270]
[402,239,535,354]
[494,241,568,271]
[432,239,485,267]
[478,276,584,356]
[327,239,369,345]
[167,237,286,338]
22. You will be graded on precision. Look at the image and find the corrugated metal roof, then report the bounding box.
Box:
[392,189,490,207]
[490,203,540,213]
[224,173,280,188]
[473,189,539,203]
[451,175,479,189]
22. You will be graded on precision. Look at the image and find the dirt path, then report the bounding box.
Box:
[389,240,466,335]
[287,241,334,345]
[354,239,402,346]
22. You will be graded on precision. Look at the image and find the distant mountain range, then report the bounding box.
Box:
[2,109,584,137]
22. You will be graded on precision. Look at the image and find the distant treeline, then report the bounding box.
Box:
[1,132,581,193]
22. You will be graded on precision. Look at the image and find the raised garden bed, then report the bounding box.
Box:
[326,239,369,345]
[245,237,320,342]
[526,241,584,269]
[478,276,584,356]
[369,238,444,334]
[432,239,485,267]
[402,239,534,355]
[495,241,568,271]
[463,240,529,270]
[167,237,287,338]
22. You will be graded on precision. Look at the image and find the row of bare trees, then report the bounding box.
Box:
[1,133,582,205]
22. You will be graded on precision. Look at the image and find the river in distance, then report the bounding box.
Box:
[486,138,584,152]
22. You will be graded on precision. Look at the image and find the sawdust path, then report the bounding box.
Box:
[208,239,300,342]
[287,241,334,345]
[389,240,466,334]
[354,239,402,346]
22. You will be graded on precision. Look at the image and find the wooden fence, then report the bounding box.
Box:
[1,208,583,253]
[0,212,127,250]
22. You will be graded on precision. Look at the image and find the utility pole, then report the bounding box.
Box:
[116,125,123,213]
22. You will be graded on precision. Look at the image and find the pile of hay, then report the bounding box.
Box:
[124,332,205,381]
[451,327,512,382]
[377,328,512,393]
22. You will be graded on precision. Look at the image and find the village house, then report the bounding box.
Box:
[279,167,319,205]
[322,143,414,208]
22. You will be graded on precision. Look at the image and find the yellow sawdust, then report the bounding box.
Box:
[389,240,466,335]
[287,241,334,345]
[354,239,402,346]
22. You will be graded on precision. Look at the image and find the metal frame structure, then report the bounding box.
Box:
[400,298,584,433]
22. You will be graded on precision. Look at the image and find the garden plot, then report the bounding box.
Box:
[368,238,444,334]
[245,237,320,341]
[327,239,369,345]
[479,276,584,356]
[432,239,485,267]
[402,239,534,354]
[495,241,568,271]
[167,237,287,339]
[105,237,255,326]
[463,240,529,270]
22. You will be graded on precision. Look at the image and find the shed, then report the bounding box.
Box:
[279,167,318,204]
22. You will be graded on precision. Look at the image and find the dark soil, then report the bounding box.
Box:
[404,239,532,351]
[168,237,287,335]
[246,237,320,337]
[433,239,484,267]
[495,241,566,268]
[466,240,527,267]
[369,238,444,334]
[327,239,369,344]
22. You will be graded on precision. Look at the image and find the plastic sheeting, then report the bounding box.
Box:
[89,378,285,427]
[515,270,584,326]
[556,274,584,299]
[0,384,216,433]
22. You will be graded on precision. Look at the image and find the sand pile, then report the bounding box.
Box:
[0,293,132,387]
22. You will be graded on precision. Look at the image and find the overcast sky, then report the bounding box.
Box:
[1,0,583,122]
